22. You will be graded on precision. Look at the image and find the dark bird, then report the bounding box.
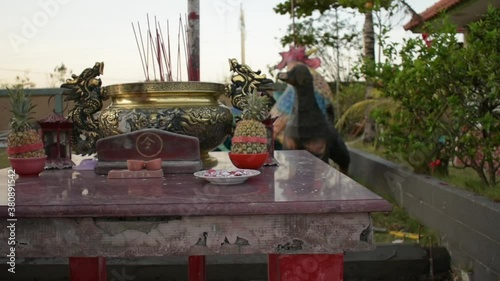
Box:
[278,64,350,174]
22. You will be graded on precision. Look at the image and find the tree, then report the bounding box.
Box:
[1,74,35,89]
[278,8,361,83]
[366,8,500,186]
[48,63,71,87]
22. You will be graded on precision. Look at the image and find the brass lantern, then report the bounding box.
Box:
[38,113,73,169]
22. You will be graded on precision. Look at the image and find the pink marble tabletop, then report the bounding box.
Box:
[1,150,391,217]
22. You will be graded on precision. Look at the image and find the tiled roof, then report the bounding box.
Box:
[404,0,467,30]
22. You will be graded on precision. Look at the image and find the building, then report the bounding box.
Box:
[404,0,500,33]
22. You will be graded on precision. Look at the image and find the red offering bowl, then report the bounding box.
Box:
[228,152,268,170]
[127,159,144,171]
[144,158,162,170]
[9,157,47,176]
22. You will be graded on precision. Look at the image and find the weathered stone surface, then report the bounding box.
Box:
[0,213,373,257]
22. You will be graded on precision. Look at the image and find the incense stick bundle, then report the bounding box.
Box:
[131,14,190,82]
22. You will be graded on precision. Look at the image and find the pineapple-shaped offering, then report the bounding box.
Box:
[229,93,269,169]
[6,88,47,176]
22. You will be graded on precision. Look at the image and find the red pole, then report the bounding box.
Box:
[187,0,200,81]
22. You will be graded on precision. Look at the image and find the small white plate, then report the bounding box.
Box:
[194,169,261,185]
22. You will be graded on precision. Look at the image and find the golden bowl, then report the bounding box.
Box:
[99,81,233,168]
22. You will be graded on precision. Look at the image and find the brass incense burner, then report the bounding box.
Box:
[99,81,232,167]
[61,61,273,168]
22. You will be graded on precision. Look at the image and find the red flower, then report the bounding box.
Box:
[429,159,441,167]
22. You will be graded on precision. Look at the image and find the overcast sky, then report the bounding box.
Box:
[0,0,437,88]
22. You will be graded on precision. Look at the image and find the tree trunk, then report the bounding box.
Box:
[363,10,376,143]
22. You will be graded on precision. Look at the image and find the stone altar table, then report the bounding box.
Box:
[0,150,391,281]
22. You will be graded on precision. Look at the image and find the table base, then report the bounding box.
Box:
[69,257,107,281]
[68,254,343,281]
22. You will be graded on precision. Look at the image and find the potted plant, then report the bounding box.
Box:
[229,93,269,169]
[6,87,47,176]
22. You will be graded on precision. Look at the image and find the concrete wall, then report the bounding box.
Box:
[349,148,500,281]
[0,88,112,132]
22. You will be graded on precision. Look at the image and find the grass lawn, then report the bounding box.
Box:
[444,166,500,202]
[371,196,440,246]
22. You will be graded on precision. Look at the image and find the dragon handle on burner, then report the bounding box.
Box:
[61,62,107,155]
[225,58,275,111]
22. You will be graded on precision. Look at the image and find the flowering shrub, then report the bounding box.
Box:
[452,129,500,177]
[363,7,500,186]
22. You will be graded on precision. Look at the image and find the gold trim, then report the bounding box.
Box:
[104,81,226,96]
[104,81,226,107]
